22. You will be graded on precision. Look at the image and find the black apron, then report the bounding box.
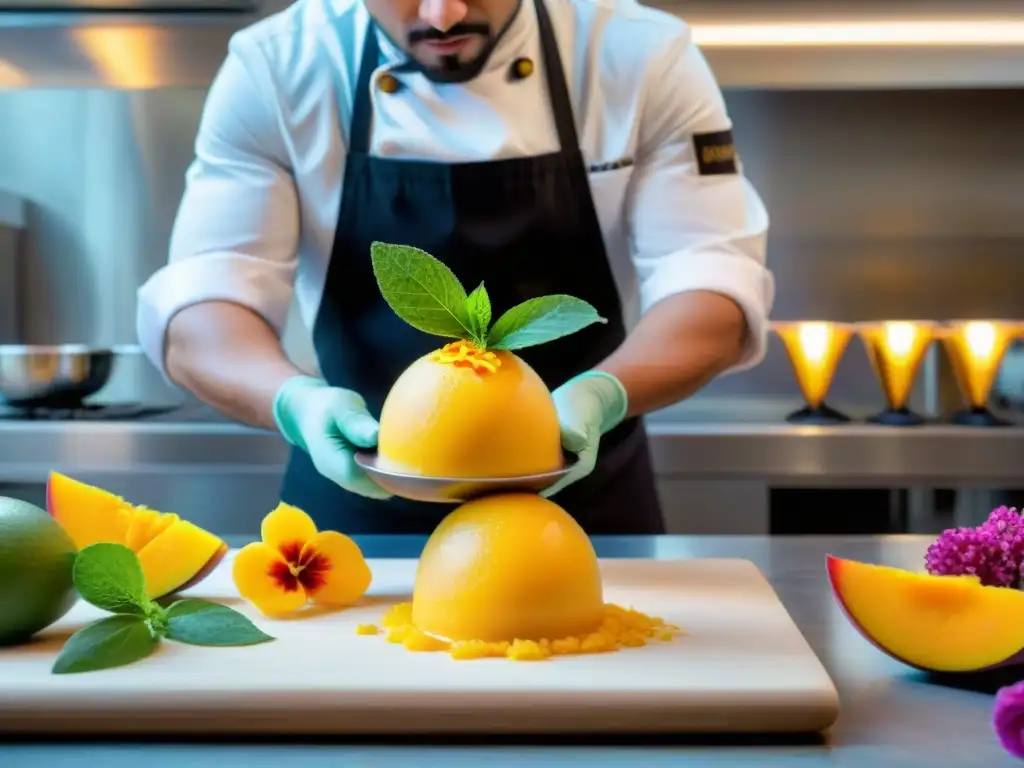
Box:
[280,0,665,536]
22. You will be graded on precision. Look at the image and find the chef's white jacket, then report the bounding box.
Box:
[136,0,774,381]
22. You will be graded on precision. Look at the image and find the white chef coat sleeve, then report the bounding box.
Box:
[136,37,299,377]
[625,27,774,373]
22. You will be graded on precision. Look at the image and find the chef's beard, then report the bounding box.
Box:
[395,0,523,84]
[410,25,498,84]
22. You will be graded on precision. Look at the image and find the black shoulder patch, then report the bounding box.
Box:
[693,129,738,176]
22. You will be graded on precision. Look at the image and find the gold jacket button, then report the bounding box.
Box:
[510,57,534,81]
[378,73,400,94]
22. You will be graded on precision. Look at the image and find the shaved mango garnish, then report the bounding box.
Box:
[370,601,681,661]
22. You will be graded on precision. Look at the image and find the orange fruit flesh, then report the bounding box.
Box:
[376,343,564,479]
[829,556,1024,672]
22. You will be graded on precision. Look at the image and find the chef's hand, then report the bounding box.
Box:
[541,371,628,499]
[273,375,393,500]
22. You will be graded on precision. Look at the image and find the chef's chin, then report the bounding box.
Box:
[415,46,487,82]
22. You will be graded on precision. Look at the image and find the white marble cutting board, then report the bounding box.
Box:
[0,552,839,735]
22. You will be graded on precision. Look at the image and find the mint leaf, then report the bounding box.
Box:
[73,542,150,615]
[465,282,491,345]
[165,599,275,647]
[370,242,475,339]
[52,614,157,675]
[487,295,607,350]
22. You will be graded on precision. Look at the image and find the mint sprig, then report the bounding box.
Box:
[370,241,607,351]
[52,543,274,675]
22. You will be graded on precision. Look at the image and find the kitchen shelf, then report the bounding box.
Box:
[0,1,1022,89]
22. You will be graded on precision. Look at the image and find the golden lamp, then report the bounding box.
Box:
[774,321,854,424]
[939,320,1022,427]
[856,321,936,426]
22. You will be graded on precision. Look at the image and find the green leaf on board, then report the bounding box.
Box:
[165,599,275,647]
[370,242,475,340]
[72,543,151,615]
[486,295,607,350]
[465,282,492,345]
[52,614,158,675]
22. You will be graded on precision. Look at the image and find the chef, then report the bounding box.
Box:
[136,0,773,535]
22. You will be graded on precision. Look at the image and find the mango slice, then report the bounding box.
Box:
[827,554,1024,673]
[46,472,227,599]
[136,520,229,599]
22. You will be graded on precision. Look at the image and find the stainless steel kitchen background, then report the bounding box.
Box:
[1,1,1023,535]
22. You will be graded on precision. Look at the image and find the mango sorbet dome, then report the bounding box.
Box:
[355,493,681,661]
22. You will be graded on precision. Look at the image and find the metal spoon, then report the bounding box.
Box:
[353,451,578,504]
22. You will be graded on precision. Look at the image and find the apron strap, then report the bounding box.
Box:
[348,0,581,155]
[532,0,581,153]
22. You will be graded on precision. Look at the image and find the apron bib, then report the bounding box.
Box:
[280,0,664,535]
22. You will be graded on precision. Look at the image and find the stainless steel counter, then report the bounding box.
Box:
[1,398,1020,536]
[3,399,1024,488]
[0,535,1019,766]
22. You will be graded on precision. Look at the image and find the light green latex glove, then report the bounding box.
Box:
[541,370,629,499]
[272,375,392,500]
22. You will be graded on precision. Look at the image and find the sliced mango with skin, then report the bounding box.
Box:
[46,472,227,599]
[827,554,1024,673]
[137,520,228,599]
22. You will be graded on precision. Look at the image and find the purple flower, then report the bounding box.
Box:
[924,507,1024,588]
[994,680,1024,759]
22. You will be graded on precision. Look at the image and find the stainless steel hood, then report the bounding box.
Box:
[0,0,1023,89]
[0,1,254,9]
[659,0,1024,89]
[0,9,258,88]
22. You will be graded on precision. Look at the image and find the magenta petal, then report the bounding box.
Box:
[993,681,1024,758]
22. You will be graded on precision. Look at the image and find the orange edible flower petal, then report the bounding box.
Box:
[232,541,309,616]
[299,531,372,607]
[261,502,318,560]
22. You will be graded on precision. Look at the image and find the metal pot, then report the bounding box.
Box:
[0,344,144,409]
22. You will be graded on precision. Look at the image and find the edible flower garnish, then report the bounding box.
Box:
[994,679,1024,759]
[429,340,502,374]
[232,503,371,616]
[924,506,1024,588]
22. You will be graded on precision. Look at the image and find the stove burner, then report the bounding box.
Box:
[0,403,180,421]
